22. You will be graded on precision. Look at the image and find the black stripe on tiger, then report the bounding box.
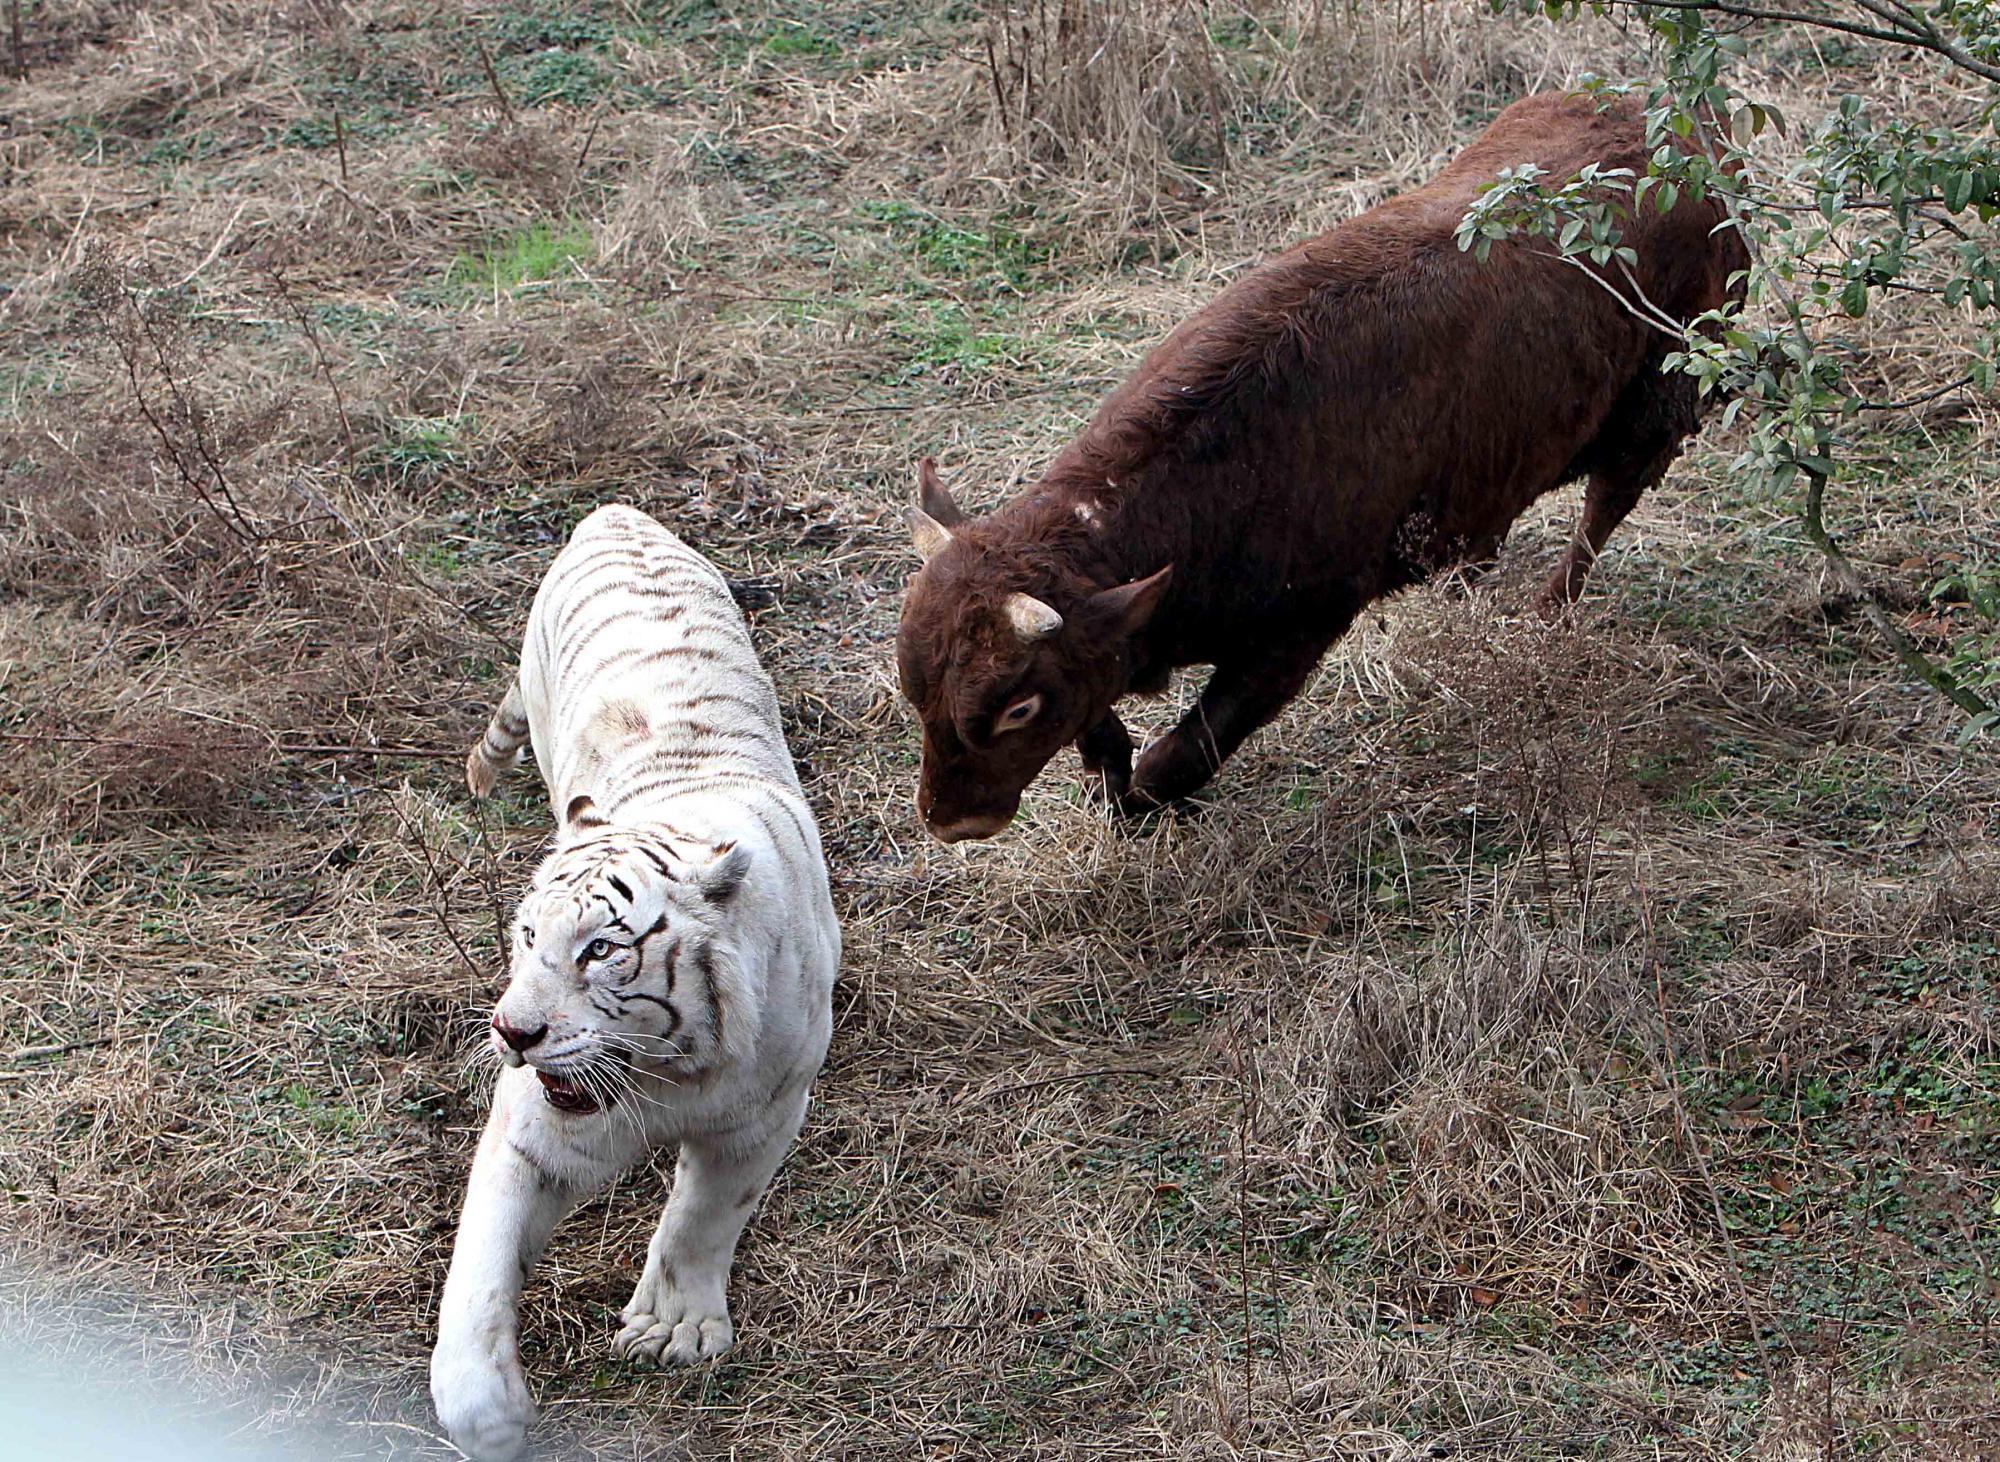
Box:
[697,941,723,1054]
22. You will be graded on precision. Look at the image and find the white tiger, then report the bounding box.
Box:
[430,505,839,1462]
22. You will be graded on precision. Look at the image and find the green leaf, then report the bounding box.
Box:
[1955,711,1998,747]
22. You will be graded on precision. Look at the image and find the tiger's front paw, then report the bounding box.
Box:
[431,1335,535,1461]
[613,1272,734,1368]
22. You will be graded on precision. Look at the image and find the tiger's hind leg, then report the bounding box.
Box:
[467,681,531,797]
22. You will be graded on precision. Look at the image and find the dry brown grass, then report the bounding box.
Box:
[2,1,1997,1458]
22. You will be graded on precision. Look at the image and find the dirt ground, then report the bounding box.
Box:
[2,2,1996,1458]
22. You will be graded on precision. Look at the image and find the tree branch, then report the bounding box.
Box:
[1597,0,2000,83]
[1800,468,1992,718]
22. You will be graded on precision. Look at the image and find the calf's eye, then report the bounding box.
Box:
[994,694,1043,734]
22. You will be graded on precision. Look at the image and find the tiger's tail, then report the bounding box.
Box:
[466,681,530,797]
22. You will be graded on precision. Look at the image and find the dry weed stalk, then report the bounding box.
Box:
[76,247,262,545]
[264,265,357,472]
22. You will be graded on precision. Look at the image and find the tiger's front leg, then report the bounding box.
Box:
[432,1073,631,1461]
[612,1089,810,1368]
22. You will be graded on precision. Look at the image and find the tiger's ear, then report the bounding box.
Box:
[564,794,605,832]
[698,841,751,904]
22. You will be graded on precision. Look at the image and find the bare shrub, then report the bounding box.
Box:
[0,250,477,832]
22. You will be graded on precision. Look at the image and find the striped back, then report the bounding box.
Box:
[522,506,797,826]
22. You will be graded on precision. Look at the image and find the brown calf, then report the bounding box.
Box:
[896,91,1744,843]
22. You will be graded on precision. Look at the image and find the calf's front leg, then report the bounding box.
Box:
[1075,711,1134,805]
[1125,637,1334,811]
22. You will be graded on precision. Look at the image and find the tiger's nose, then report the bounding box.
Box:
[492,1017,548,1055]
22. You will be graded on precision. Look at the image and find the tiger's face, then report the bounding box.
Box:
[489,822,752,1116]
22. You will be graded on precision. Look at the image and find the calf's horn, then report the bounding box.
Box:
[909,508,953,561]
[1004,593,1063,641]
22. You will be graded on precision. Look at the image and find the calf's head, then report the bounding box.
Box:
[895,459,1171,842]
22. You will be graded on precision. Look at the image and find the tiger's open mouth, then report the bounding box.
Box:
[535,1068,603,1115]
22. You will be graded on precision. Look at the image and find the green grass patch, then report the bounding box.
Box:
[760,19,841,56]
[367,415,477,485]
[448,220,594,292]
[863,200,1052,294]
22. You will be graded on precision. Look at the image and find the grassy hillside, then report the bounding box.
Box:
[1,1,1995,1457]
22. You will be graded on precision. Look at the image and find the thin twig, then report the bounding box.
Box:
[0,730,462,760]
[573,103,605,176]
[984,27,1011,139]
[471,797,513,991]
[1851,375,1972,413]
[472,32,517,127]
[385,787,488,982]
[1597,0,2000,83]
[333,107,350,184]
[6,1037,116,1065]
[267,266,357,471]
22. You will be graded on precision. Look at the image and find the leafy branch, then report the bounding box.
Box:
[1468,2,2000,732]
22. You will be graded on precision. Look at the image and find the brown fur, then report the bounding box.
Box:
[896,91,1747,842]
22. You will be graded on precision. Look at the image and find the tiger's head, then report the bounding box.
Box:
[488,796,756,1116]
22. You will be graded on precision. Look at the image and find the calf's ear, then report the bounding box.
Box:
[1087,565,1173,635]
[917,457,968,528]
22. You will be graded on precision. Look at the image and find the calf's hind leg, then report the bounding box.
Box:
[1538,454,1674,609]
[1539,369,1699,610]
[1125,634,1336,812]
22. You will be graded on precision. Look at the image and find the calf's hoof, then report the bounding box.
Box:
[1080,759,1131,808]
[1119,737,1215,816]
[1530,583,1581,622]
